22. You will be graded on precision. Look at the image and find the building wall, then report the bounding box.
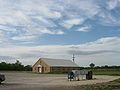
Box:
[32,59,50,73]
[33,59,81,73]
[50,67,80,73]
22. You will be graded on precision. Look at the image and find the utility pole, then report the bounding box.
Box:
[72,54,75,62]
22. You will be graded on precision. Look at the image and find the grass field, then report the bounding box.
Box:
[77,68,120,90]
[90,69,120,76]
[73,78,120,90]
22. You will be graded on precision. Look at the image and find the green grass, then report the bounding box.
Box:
[73,78,120,90]
[91,69,120,76]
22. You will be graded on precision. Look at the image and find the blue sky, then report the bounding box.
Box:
[0,0,120,66]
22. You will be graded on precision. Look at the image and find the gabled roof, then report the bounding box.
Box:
[40,58,80,67]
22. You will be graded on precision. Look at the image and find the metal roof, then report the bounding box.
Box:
[40,58,80,67]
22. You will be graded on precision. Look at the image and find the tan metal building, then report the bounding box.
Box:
[32,58,80,73]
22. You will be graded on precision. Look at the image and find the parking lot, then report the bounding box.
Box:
[0,71,120,90]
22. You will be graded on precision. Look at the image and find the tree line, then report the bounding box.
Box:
[88,63,120,69]
[79,63,120,69]
[0,61,119,71]
[0,60,32,71]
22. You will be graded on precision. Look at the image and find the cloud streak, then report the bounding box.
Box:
[0,36,120,66]
[68,50,120,55]
[76,26,91,32]
[0,0,120,44]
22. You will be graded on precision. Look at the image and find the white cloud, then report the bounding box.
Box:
[0,25,17,32]
[20,1,62,19]
[0,30,3,36]
[77,37,120,51]
[0,37,120,66]
[60,0,100,18]
[56,30,64,35]
[11,35,36,41]
[0,11,30,26]
[0,0,64,42]
[27,27,64,35]
[98,11,120,26]
[74,0,100,17]
[96,0,120,26]
[0,30,7,44]
[32,16,56,27]
[38,28,55,34]
[62,18,84,29]
[47,11,62,19]
[107,0,120,10]
[76,26,91,32]
[36,28,64,35]
[0,0,119,44]
[11,28,64,41]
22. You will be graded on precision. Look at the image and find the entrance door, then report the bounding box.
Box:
[37,65,42,73]
[38,67,42,73]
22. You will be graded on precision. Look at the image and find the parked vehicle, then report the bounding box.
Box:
[68,70,93,81]
[0,74,5,84]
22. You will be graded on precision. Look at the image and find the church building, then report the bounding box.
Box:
[32,58,80,73]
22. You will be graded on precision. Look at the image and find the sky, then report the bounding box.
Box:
[0,0,120,67]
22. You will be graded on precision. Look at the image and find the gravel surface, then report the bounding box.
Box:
[0,71,120,90]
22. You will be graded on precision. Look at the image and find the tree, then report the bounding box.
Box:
[89,63,95,68]
[104,65,109,68]
[24,65,32,71]
[14,60,24,71]
[0,60,31,71]
[15,60,21,65]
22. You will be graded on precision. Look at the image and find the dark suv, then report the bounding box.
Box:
[0,74,5,84]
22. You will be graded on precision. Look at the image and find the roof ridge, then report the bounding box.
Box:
[41,57,71,61]
[40,58,80,67]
